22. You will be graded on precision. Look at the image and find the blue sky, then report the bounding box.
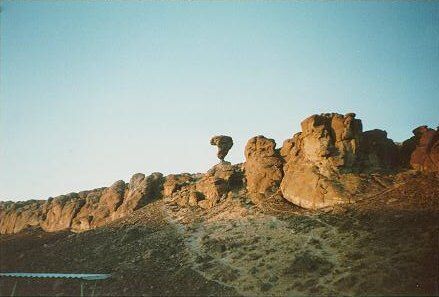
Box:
[1,1,438,201]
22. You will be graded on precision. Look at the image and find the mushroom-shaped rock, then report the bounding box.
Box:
[210,135,233,161]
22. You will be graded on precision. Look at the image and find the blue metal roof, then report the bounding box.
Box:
[0,273,111,280]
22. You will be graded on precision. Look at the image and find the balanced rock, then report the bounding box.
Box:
[210,135,233,161]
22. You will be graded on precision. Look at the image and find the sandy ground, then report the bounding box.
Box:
[1,173,438,296]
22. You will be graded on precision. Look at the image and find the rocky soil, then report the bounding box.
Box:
[1,172,438,296]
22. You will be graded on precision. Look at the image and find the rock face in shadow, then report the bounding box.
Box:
[359,129,400,170]
[401,126,439,173]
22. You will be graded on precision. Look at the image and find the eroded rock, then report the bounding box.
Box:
[244,136,284,203]
[359,129,400,170]
[0,200,46,234]
[1,172,164,234]
[280,113,364,209]
[401,126,439,173]
[210,135,233,161]
[163,174,194,197]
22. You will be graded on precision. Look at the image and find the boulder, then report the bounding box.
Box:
[41,193,86,232]
[280,113,363,209]
[244,136,284,202]
[114,172,164,217]
[359,129,400,170]
[401,126,439,173]
[169,162,243,209]
[163,174,194,197]
[0,200,46,234]
[210,135,233,161]
[299,113,362,169]
[188,191,204,207]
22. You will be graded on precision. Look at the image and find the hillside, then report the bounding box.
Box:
[0,113,438,296]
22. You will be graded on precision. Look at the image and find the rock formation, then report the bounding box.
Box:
[1,112,437,234]
[359,129,400,170]
[401,126,439,172]
[196,162,243,209]
[243,136,284,203]
[279,113,364,209]
[165,163,244,210]
[210,135,233,161]
[244,113,402,209]
[0,200,45,234]
[0,172,164,234]
[163,174,194,197]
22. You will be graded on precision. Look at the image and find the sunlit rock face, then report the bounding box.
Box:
[164,162,244,210]
[0,172,164,234]
[1,112,436,233]
[0,200,45,234]
[279,113,402,209]
[279,113,363,209]
[243,136,284,203]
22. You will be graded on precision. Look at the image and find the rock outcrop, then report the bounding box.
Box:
[359,129,400,170]
[241,113,404,209]
[1,112,436,234]
[244,136,284,203]
[115,172,164,217]
[210,135,233,161]
[0,172,164,234]
[163,174,194,197]
[279,113,365,209]
[197,162,243,209]
[0,200,45,234]
[165,136,243,210]
[401,126,439,173]
[166,163,244,209]
[41,193,87,232]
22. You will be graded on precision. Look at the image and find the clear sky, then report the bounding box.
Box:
[1,1,438,201]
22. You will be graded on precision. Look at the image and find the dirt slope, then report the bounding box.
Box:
[1,173,438,296]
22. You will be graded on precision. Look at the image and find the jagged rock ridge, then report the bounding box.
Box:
[1,112,437,234]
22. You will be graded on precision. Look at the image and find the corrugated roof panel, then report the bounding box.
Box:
[0,273,111,280]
